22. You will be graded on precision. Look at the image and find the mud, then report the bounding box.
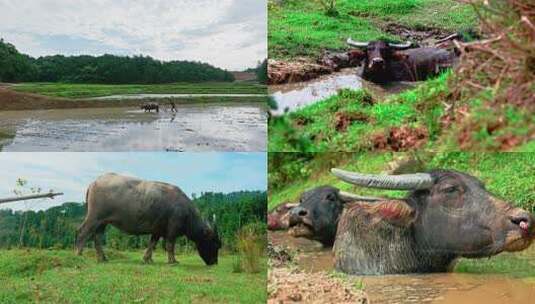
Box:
[269,231,535,304]
[0,103,266,151]
[372,126,429,151]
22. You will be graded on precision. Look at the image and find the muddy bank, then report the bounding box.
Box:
[0,87,266,111]
[0,104,267,151]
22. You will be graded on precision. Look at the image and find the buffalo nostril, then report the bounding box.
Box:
[298,210,308,217]
[511,216,530,231]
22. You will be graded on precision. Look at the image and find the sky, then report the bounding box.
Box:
[0,152,266,211]
[0,0,266,70]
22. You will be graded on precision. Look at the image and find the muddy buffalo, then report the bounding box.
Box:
[280,186,383,246]
[141,102,159,113]
[76,173,221,265]
[331,168,534,274]
[344,39,456,84]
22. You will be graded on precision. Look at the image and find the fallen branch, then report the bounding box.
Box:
[0,192,64,204]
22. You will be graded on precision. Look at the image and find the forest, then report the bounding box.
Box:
[0,190,266,252]
[0,38,236,84]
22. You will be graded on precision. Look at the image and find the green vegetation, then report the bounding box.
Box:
[268,152,535,212]
[0,191,266,251]
[11,82,267,99]
[269,0,477,60]
[456,247,535,278]
[0,249,266,303]
[0,39,235,84]
[269,73,449,152]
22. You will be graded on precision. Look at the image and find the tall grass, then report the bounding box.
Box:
[233,223,266,274]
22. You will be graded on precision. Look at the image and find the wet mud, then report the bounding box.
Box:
[0,103,266,151]
[269,231,535,304]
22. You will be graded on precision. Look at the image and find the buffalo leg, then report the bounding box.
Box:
[143,234,159,264]
[75,219,100,256]
[165,238,177,264]
[94,224,107,262]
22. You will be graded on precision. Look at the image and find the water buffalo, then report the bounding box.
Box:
[76,173,221,265]
[141,102,159,113]
[284,186,383,246]
[345,39,456,84]
[331,168,535,274]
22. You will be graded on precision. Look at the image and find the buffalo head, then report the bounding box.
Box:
[346,38,413,83]
[332,168,534,259]
[288,185,384,246]
[197,219,222,266]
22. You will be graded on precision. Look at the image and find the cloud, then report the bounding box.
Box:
[0,0,266,70]
[0,152,267,211]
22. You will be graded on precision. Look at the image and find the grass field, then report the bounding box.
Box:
[268,152,535,212]
[269,0,477,60]
[0,249,266,303]
[12,82,267,99]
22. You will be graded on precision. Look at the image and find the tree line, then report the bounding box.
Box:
[0,38,235,84]
[0,190,266,252]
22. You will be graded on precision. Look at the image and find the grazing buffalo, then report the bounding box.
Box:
[284,186,384,247]
[76,173,221,265]
[141,102,159,113]
[331,168,535,274]
[345,39,456,84]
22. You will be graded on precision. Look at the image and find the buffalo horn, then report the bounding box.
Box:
[331,168,433,190]
[388,41,413,50]
[338,191,384,202]
[347,38,369,48]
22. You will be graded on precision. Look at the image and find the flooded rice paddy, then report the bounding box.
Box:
[89,93,266,100]
[269,231,535,304]
[0,103,266,151]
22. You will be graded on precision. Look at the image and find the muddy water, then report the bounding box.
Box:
[269,68,362,115]
[0,103,266,151]
[269,69,417,115]
[269,231,535,304]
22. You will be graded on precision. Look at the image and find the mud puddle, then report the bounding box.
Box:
[269,231,535,304]
[269,69,417,115]
[0,103,266,151]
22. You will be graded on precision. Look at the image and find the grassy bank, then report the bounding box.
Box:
[12,82,267,99]
[269,72,535,152]
[268,152,535,212]
[269,0,477,60]
[0,249,266,303]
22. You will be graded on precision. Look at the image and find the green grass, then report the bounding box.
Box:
[12,82,267,99]
[269,0,477,60]
[269,72,450,152]
[268,152,535,213]
[0,249,266,303]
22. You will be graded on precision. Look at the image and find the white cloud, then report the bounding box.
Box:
[0,0,266,70]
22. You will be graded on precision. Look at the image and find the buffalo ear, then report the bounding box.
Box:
[391,51,409,61]
[369,200,416,227]
[348,49,366,63]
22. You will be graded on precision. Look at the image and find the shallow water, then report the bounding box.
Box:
[269,69,362,115]
[89,93,266,100]
[269,69,418,115]
[0,103,266,151]
[269,231,535,304]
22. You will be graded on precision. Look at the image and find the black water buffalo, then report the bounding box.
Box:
[76,173,221,265]
[141,102,159,113]
[345,39,456,84]
[331,168,535,274]
[280,186,383,246]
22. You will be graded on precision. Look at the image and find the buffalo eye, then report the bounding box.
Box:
[440,185,459,194]
[325,192,337,201]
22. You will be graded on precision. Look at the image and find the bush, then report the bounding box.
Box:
[233,222,265,273]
